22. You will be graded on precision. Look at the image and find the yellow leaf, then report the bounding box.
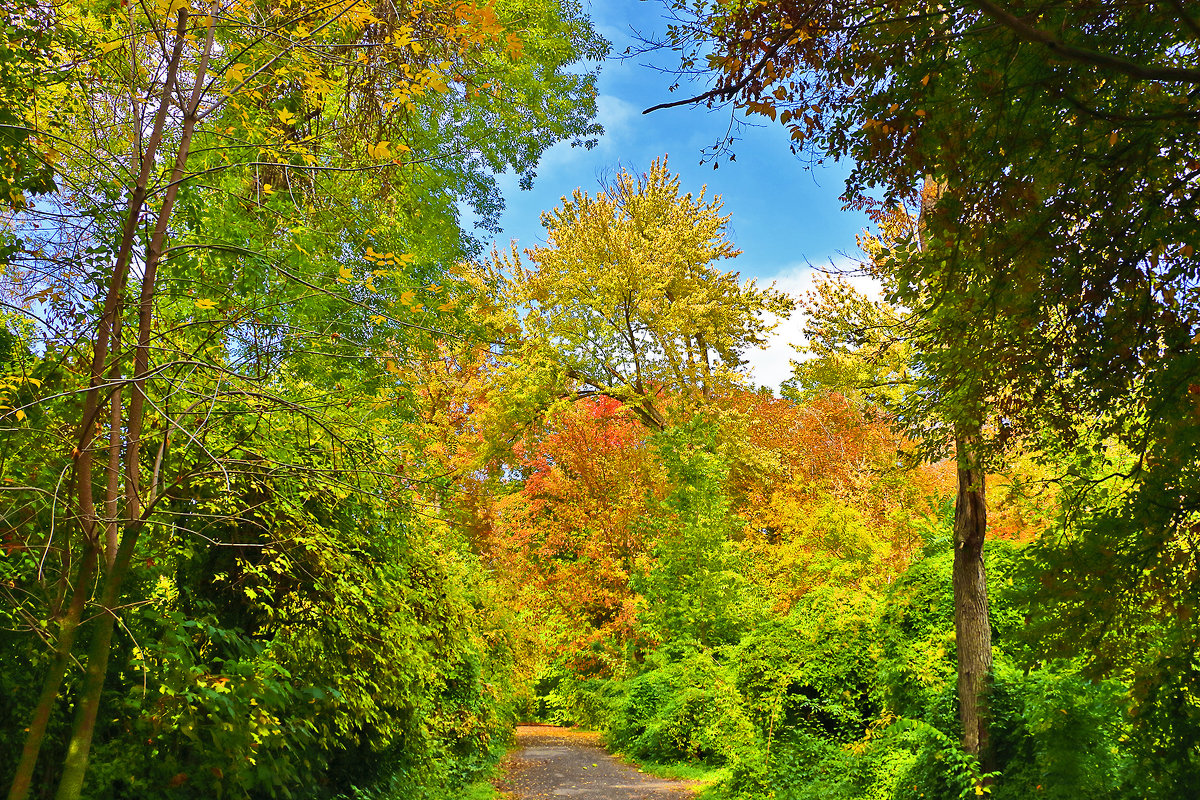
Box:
[368,141,392,160]
[278,107,296,126]
[15,409,26,422]
[338,266,353,283]
[399,290,417,306]
[1109,129,1119,146]
[195,299,217,310]
[225,63,247,86]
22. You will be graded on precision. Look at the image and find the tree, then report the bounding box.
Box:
[491,396,663,670]
[0,0,63,214]
[490,158,794,429]
[784,219,1000,759]
[730,389,957,608]
[0,0,603,796]
[648,0,1199,767]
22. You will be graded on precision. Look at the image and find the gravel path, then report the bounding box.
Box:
[494,725,700,800]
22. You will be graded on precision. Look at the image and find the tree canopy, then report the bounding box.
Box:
[492,158,793,428]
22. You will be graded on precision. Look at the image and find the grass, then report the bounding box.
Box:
[617,755,728,798]
[458,777,505,800]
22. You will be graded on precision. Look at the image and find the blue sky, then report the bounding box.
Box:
[487,0,878,389]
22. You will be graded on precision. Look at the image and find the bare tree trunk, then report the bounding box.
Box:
[52,9,217,798]
[953,430,992,762]
[5,14,189,800]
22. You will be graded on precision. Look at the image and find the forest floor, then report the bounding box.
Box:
[493,725,702,799]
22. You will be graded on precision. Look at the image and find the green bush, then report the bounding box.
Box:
[734,587,879,745]
[609,648,754,765]
[528,663,613,730]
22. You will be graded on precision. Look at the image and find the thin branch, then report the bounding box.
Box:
[969,0,1200,83]
[643,36,789,114]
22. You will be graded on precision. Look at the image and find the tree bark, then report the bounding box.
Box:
[953,430,992,763]
[5,14,189,800]
[52,8,218,798]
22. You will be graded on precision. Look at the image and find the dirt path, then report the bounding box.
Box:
[494,725,700,800]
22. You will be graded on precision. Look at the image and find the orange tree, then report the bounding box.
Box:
[490,396,663,672]
[730,390,956,609]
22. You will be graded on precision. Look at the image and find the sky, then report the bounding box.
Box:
[486,0,878,391]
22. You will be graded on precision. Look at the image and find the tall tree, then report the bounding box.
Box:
[0,0,603,796]
[490,158,794,429]
[648,0,1199,767]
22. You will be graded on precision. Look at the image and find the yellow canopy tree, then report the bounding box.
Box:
[495,158,793,429]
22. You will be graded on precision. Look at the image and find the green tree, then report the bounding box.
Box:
[0,0,603,796]
[649,0,1200,767]
[0,0,63,213]
[635,421,753,650]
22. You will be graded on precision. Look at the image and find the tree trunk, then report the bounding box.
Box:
[51,8,218,798]
[5,15,190,800]
[953,430,992,763]
[5,549,98,800]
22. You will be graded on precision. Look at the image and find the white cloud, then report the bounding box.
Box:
[595,94,638,148]
[741,258,882,393]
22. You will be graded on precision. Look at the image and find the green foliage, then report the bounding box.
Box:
[0,0,607,796]
[609,648,753,766]
[0,0,64,210]
[988,664,1131,800]
[634,422,756,649]
[0,447,518,800]
[784,277,912,411]
[1013,451,1200,799]
[734,588,879,746]
[591,508,1156,800]
[526,663,613,731]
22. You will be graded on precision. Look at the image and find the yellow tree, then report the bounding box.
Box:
[494,158,793,429]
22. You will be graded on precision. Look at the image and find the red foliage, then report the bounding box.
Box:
[489,398,663,667]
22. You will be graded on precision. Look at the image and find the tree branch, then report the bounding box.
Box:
[643,35,789,114]
[969,0,1200,83]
